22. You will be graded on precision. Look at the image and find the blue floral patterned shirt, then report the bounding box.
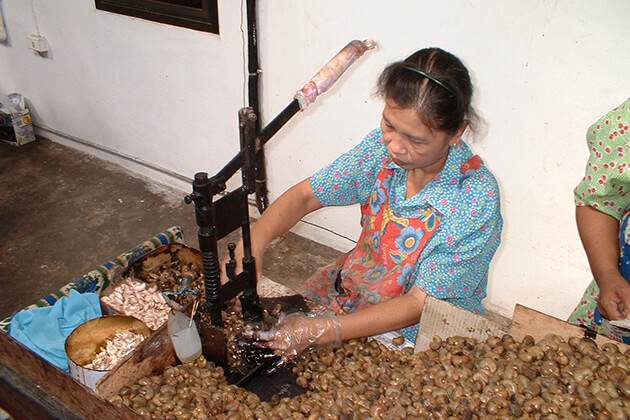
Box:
[310,128,503,315]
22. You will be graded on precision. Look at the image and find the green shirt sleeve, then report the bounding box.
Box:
[574,98,630,221]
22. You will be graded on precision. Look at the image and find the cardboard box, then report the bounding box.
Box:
[415,296,511,351]
[0,93,36,146]
[416,295,628,351]
[0,109,36,146]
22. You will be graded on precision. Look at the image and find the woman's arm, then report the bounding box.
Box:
[224,178,324,281]
[576,205,630,319]
[258,285,427,358]
[250,178,324,261]
[337,285,427,341]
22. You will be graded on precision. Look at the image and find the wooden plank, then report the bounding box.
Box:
[510,304,630,349]
[0,331,141,419]
[0,362,82,420]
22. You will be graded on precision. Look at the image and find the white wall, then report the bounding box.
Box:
[1,0,629,321]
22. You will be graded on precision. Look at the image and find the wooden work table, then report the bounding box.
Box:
[1,288,628,418]
[0,277,304,419]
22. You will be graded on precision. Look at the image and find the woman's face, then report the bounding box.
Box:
[380,99,460,173]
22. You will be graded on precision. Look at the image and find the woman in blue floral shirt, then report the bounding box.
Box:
[250,47,503,359]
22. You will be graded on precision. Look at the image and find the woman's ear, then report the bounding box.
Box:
[451,120,468,145]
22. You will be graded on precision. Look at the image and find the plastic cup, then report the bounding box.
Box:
[167,311,202,363]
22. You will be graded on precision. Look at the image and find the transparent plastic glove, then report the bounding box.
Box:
[256,312,342,361]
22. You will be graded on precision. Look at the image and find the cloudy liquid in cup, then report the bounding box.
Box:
[168,311,202,363]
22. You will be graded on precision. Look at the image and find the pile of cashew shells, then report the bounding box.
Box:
[112,332,630,419]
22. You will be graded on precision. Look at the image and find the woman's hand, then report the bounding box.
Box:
[598,271,630,320]
[256,313,342,361]
[576,206,627,319]
[256,285,427,361]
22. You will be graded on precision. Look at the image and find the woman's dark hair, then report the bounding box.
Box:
[376,47,479,136]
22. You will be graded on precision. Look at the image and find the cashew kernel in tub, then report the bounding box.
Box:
[85,331,145,370]
[101,278,171,330]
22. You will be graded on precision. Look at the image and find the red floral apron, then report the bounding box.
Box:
[299,161,442,314]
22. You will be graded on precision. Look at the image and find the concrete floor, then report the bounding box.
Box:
[0,136,343,320]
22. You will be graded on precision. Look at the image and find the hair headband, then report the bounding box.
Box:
[402,66,454,95]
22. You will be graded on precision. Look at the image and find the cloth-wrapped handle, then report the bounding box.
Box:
[295,39,376,111]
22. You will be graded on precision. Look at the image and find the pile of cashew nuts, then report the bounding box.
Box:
[112,332,630,419]
[143,260,203,307]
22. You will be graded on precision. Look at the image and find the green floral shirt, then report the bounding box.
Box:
[569,98,630,340]
[574,97,630,244]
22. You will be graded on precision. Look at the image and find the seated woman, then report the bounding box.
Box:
[234,47,504,359]
[569,97,630,343]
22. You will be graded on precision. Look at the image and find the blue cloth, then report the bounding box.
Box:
[620,209,630,281]
[9,290,102,372]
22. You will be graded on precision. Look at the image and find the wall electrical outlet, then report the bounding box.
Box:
[27,34,48,53]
